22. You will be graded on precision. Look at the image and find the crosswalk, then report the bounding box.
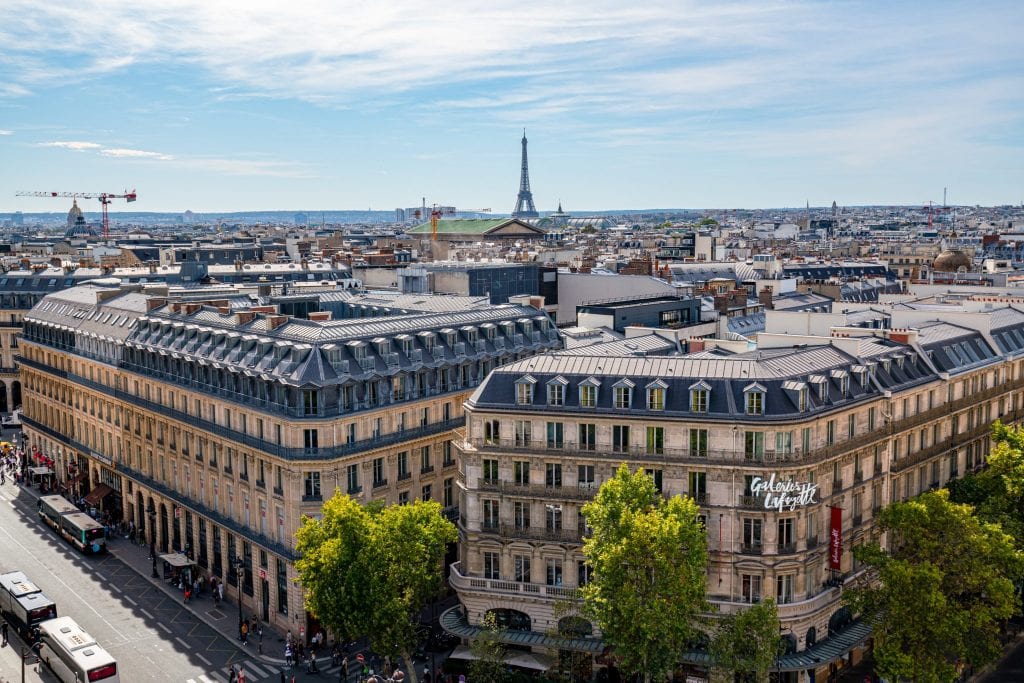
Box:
[185,657,280,683]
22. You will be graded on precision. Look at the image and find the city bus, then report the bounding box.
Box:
[59,512,106,554]
[38,494,79,531]
[0,571,58,641]
[38,616,119,683]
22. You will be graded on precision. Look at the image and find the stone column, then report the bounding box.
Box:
[3,380,11,413]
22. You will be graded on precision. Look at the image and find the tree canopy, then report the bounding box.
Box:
[295,494,457,683]
[580,465,708,682]
[845,489,1024,683]
[709,598,783,683]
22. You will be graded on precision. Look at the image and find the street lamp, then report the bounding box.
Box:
[233,557,245,634]
[148,504,158,578]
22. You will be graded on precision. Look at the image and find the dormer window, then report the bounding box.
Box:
[685,380,711,415]
[515,375,537,405]
[744,382,766,415]
[547,377,568,406]
[579,377,600,407]
[646,380,667,411]
[895,353,905,370]
[809,375,828,402]
[782,380,808,412]
[831,370,850,397]
[853,365,868,388]
[613,379,634,409]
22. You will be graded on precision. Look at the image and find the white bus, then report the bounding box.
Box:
[37,617,119,683]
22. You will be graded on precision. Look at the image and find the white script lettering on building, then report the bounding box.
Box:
[749,474,818,512]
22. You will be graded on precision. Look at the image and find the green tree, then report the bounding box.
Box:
[295,494,457,683]
[709,599,783,683]
[948,421,1024,545]
[580,465,708,682]
[845,489,1024,683]
[469,612,509,683]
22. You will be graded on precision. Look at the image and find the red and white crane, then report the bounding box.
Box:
[15,189,137,238]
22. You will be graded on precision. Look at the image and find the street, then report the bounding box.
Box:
[0,475,279,682]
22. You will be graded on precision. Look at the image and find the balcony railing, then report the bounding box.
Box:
[23,355,466,462]
[474,478,598,501]
[449,561,581,600]
[739,543,762,556]
[499,524,581,544]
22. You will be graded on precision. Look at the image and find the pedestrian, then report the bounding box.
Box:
[1,621,7,646]
[341,655,349,680]
[280,672,286,683]
[228,664,238,683]
[184,587,191,603]
[285,643,293,667]
[240,620,249,644]
[238,668,246,683]
[218,582,224,602]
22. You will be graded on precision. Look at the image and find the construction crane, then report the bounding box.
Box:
[16,189,137,238]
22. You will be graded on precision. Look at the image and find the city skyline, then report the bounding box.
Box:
[1,1,1022,213]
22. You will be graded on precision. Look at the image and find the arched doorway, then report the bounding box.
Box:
[171,506,181,551]
[0,386,7,413]
[485,608,531,632]
[805,626,817,649]
[159,504,170,553]
[136,492,145,539]
[11,380,21,410]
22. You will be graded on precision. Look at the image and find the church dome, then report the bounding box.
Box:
[67,199,83,227]
[932,249,972,273]
[65,214,97,238]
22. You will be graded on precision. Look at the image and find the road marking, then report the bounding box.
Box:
[242,660,270,677]
[0,523,128,640]
[195,652,211,666]
[175,636,190,649]
[139,608,154,619]
[199,674,223,683]
[123,595,137,606]
[157,623,171,633]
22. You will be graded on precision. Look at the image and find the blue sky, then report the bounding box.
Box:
[1,1,1022,213]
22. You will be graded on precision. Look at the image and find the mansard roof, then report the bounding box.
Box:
[468,341,936,420]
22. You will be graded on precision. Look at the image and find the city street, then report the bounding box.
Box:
[0,474,283,682]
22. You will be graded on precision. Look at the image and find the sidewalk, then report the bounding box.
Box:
[105,533,291,667]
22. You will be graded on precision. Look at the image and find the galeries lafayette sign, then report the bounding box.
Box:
[750,474,818,512]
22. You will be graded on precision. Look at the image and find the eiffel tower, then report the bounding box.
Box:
[511,129,539,219]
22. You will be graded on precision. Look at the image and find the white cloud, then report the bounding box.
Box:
[0,130,12,135]
[37,137,311,177]
[38,140,101,150]
[100,147,174,160]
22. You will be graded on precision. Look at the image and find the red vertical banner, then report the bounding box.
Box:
[829,506,843,570]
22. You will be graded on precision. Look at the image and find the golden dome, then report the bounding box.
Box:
[67,199,83,227]
[932,249,972,273]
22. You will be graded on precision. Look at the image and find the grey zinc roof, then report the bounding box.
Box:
[554,333,677,357]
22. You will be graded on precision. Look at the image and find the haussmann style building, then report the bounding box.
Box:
[18,281,560,638]
[444,307,1024,681]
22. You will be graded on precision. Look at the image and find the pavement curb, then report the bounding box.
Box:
[105,542,290,666]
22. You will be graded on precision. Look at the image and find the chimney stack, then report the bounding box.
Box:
[758,286,774,310]
[267,314,289,330]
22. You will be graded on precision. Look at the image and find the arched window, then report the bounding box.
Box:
[486,608,531,632]
[805,626,817,649]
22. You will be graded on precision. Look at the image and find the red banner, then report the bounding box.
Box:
[829,506,842,570]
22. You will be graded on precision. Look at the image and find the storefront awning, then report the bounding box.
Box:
[449,645,553,671]
[159,552,195,568]
[84,483,113,506]
[29,466,53,476]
